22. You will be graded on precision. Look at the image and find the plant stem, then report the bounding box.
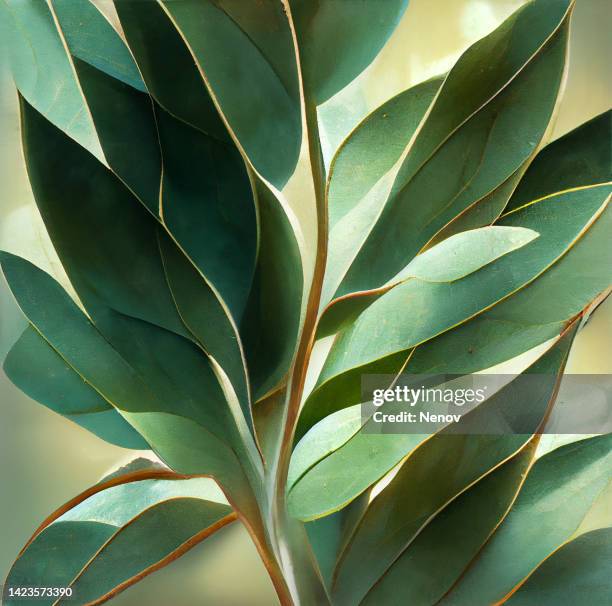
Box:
[263,98,330,604]
[275,98,328,504]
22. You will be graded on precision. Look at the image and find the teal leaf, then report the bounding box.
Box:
[289,323,575,525]
[3,326,147,450]
[330,327,576,603]
[507,109,612,212]
[442,434,612,605]
[337,0,572,296]
[4,476,233,606]
[289,0,409,104]
[159,0,302,188]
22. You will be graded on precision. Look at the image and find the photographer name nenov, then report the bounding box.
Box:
[370,385,488,424]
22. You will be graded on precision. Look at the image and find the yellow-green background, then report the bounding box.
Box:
[1,1,610,604]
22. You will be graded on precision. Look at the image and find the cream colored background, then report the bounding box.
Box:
[1,1,610,603]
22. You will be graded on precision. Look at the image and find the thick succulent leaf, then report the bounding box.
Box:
[240,182,304,401]
[4,477,234,606]
[323,77,442,308]
[394,226,539,283]
[3,326,147,450]
[289,323,574,523]
[289,0,409,104]
[159,0,301,188]
[155,105,257,322]
[317,226,539,338]
[360,441,537,606]
[504,528,612,605]
[329,326,575,603]
[336,0,572,297]
[507,109,612,213]
[0,253,254,505]
[318,185,610,392]
[441,433,612,605]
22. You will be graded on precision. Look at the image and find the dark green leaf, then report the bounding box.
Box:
[159,0,302,188]
[289,0,409,103]
[240,182,304,400]
[155,105,257,322]
[507,109,612,212]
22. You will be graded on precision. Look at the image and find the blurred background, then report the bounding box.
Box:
[0,1,610,604]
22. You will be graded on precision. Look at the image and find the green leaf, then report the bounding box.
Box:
[3,326,147,450]
[319,185,610,393]
[159,0,302,188]
[327,77,444,231]
[19,97,186,339]
[318,225,538,338]
[155,105,257,322]
[289,0,409,104]
[48,0,145,91]
[504,528,612,606]
[360,441,537,606]
[336,0,572,296]
[2,0,161,210]
[323,77,443,308]
[288,405,363,489]
[395,226,539,283]
[4,476,234,606]
[330,326,575,603]
[0,0,104,162]
[289,322,575,524]
[158,231,251,427]
[114,0,229,140]
[19,98,263,459]
[441,434,612,605]
[301,186,611,439]
[306,491,371,590]
[507,109,612,213]
[68,58,162,214]
[240,182,304,400]
[0,252,254,504]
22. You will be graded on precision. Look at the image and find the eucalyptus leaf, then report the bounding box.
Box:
[3,326,148,450]
[159,0,302,187]
[4,476,233,606]
[441,434,612,605]
[336,0,572,297]
[330,326,576,602]
[289,0,409,104]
